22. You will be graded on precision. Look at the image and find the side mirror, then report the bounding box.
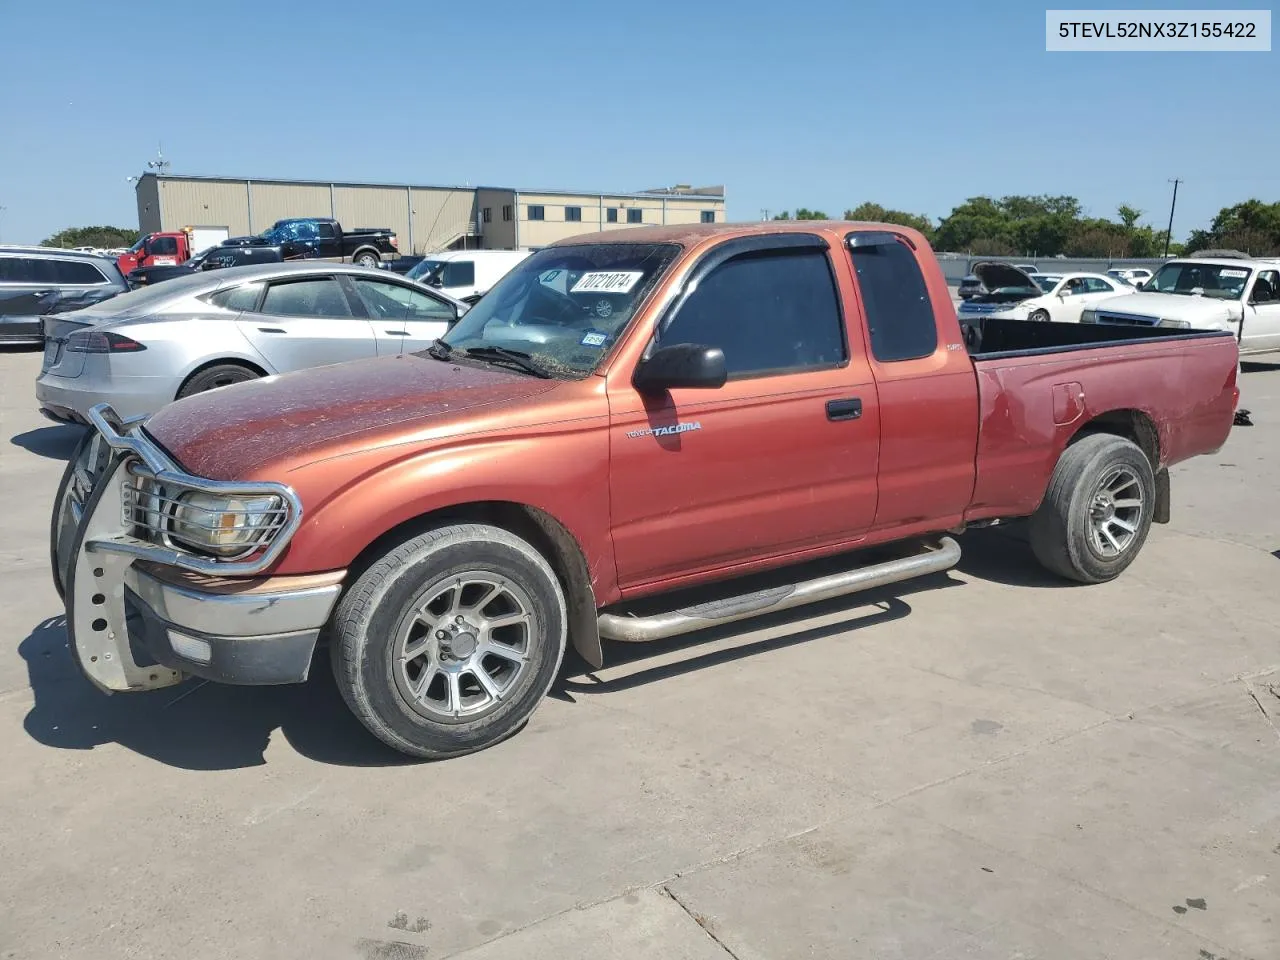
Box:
[633,343,727,392]
[427,276,443,287]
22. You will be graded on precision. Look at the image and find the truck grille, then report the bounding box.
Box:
[1096,311,1157,326]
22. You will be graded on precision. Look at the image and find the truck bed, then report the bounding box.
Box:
[960,316,1240,524]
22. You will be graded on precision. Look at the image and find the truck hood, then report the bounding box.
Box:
[144,354,561,481]
[1092,291,1240,324]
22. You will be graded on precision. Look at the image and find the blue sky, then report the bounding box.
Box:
[0,0,1274,243]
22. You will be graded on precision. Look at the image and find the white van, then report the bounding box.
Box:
[406,250,531,302]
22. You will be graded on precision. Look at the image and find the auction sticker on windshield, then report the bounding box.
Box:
[1221,269,1249,278]
[570,271,644,294]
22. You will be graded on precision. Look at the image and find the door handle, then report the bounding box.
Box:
[385,329,409,336]
[257,327,286,334]
[826,398,862,421]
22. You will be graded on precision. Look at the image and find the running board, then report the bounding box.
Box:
[597,536,961,643]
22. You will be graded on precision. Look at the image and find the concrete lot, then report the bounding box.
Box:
[1,346,1278,960]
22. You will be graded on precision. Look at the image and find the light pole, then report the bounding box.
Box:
[0,205,6,243]
[1163,178,1182,258]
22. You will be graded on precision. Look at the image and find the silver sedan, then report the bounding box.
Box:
[36,262,466,423]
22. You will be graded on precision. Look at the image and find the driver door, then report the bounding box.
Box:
[1242,270,1280,354]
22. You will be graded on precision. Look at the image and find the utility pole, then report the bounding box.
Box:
[0,205,6,243]
[760,208,770,221]
[1163,178,1182,258]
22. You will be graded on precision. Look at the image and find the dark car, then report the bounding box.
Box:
[957,274,985,300]
[127,240,284,287]
[0,246,128,346]
[258,218,399,266]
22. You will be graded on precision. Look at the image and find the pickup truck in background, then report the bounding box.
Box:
[1084,256,1280,357]
[256,217,398,267]
[53,221,1239,760]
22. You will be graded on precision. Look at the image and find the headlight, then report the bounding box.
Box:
[1080,309,1097,324]
[1156,318,1190,329]
[169,491,285,556]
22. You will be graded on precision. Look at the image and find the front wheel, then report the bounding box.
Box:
[330,524,568,758]
[1029,433,1155,583]
[1028,308,1051,323]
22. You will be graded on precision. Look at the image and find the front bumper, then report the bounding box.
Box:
[52,405,342,692]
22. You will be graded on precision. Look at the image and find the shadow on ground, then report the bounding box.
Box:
[11,424,84,460]
[20,525,1053,770]
[19,616,413,771]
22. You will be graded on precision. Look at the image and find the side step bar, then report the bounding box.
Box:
[597,536,961,643]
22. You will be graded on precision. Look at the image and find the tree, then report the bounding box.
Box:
[843,202,935,241]
[1185,200,1280,255]
[771,208,829,220]
[1116,204,1143,230]
[42,225,138,249]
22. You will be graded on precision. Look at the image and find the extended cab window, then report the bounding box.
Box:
[848,235,938,363]
[259,277,352,317]
[316,221,336,239]
[660,248,846,377]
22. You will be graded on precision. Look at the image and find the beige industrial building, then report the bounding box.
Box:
[135,174,725,255]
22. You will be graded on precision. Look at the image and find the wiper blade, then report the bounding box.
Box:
[461,346,553,379]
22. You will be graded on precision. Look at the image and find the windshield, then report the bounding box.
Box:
[1146,262,1251,299]
[1033,275,1061,291]
[437,242,681,379]
[127,236,147,253]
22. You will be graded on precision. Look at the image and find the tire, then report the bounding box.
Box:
[353,250,380,268]
[1029,433,1155,584]
[330,523,568,759]
[177,363,260,399]
[1028,308,1051,323]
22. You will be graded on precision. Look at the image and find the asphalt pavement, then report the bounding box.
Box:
[1,346,1278,960]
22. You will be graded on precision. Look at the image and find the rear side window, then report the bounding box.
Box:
[848,235,937,362]
[205,282,265,312]
[53,260,107,284]
[260,277,352,317]
[0,257,31,282]
[442,261,475,287]
[27,258,59,284]
[150,236,178,256]
[660,248,846,378]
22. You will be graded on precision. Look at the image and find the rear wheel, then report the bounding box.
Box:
[1030,433,1154,583]
[354,250,380,268]
[177,362,260,398]
[330,523,567,759]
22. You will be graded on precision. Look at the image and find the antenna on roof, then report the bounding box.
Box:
[146,143,171,175]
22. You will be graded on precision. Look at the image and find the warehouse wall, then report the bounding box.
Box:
[515,193,725,247]
[334,185,410,252]
[152,178,251,235]
[248,183,330,233]
[409,187,477,254]
[135,176,163,234]
[476,188,517,249]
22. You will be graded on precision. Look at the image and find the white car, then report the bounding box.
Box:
[1084,257,1280,356]
[956,263,1134,324]
[406,250,531,302]
[1107,267,1154,289]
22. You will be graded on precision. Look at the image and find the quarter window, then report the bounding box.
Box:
[205,282,265,312]
[660,248,846,378]
[259,277,352,317]
[316,221,336,239]
[52,260,108,284]
[528,205,545,221]
[565,206,582,222]
[352,278,456,321]
[627,208,643,224]
[847,234,938,363]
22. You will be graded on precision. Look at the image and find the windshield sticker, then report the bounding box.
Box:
[570,271,644,295]
[580,331,609,347]
[1221,269,1249,278]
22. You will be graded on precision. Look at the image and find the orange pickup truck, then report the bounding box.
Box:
[52,222,1240,758]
